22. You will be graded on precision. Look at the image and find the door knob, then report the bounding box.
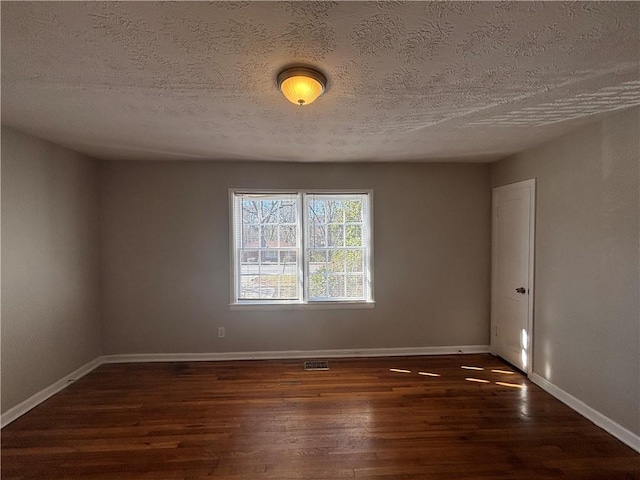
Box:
[515,287,526,294]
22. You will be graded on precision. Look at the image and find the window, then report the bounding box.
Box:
[231,190,373,306]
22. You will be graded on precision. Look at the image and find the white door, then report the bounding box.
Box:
[491,179,535,373]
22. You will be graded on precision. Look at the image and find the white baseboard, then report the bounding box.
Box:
[1,356,103,428]
[101,345,490,364]
[529,372,640,453]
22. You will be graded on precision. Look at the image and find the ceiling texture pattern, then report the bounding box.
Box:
[2,1,639,162]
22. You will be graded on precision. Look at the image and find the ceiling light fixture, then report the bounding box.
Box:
[277,66,326,106]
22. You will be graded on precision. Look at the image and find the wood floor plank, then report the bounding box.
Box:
[2,354,638,479]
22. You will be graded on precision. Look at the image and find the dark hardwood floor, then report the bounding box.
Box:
[2,354,638,479]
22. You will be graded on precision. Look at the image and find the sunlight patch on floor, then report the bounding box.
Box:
[496,382,525,389]
[465,377,490,384]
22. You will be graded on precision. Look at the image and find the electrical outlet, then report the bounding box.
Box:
[218,327,225,338]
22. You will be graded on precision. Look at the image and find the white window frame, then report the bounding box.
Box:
[229,189,374,310]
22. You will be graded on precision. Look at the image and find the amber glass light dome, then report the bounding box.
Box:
[277,67,326,106]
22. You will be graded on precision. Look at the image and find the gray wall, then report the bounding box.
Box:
[491,107,640,435]
[1,127,102,414]
[100,162,491,354]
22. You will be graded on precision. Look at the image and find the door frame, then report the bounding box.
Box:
[490,179,536,375]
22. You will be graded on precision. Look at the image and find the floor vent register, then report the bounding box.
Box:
[303,360,329,371]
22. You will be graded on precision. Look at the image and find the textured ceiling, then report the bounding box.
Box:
[2,1,639,162]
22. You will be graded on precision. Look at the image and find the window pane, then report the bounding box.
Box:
[306,193,370,302]
[345,225,361,246]
[345,250,363,273]
[308,225,326,247]
[278,270,298,298]
[328,224,344,247]
[239,275,259,298]
[345,200,362,222]
[328,274,346,298]
[279,225,297,247]
[327,200,344,222]
[308,199,325,223]
[309,271,327,298]
[261,225,277,247]
[242,225,259,248]
[241,200,259,224]
[346,274,364,298]
[279,250,297,264]
[235,193,300,301]
[240,250,259,263]
[327,250,345,273]
[309,249,327,264]
[279,201,296,223]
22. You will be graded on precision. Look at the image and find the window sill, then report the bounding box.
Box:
[229,301,375,311]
